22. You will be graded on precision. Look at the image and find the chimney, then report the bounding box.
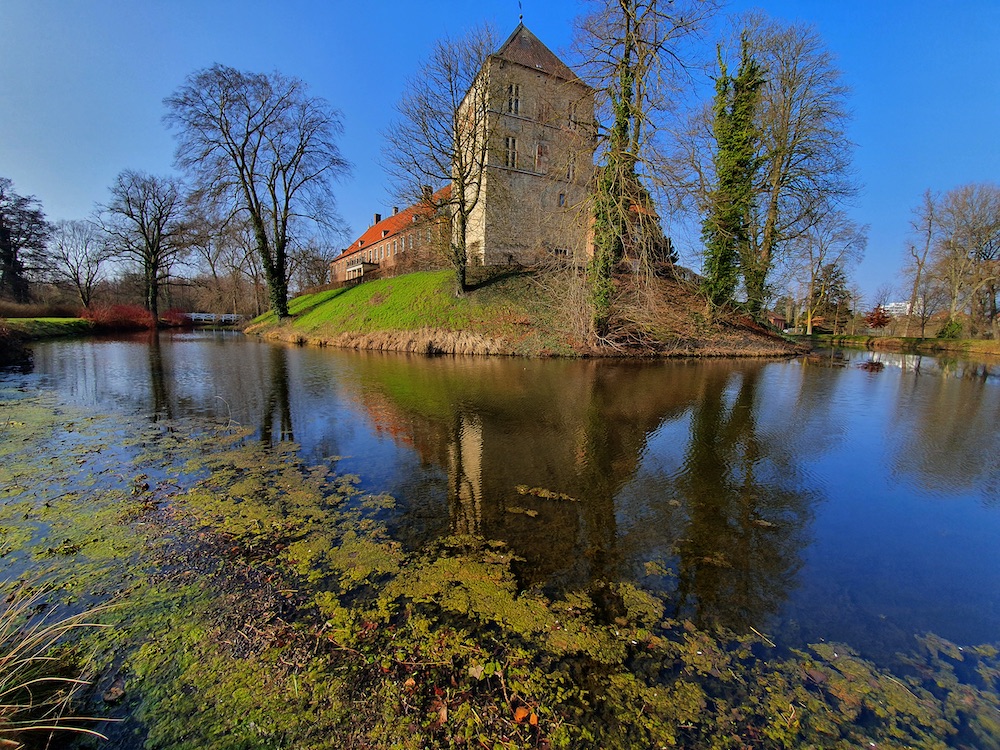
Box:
[373,213,382,225]
[393,206,399,215]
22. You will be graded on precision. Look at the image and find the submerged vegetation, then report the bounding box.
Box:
[0,386,997,748]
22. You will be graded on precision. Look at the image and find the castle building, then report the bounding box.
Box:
[330,24,594,284]
[464,23,595,265]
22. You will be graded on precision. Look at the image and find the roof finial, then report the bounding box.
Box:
[518,0,523,22]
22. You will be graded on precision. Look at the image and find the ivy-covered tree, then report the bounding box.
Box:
[579,0,720,338]
[701,37,763,309]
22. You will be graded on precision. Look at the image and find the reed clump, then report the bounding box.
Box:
[0,585,109,748]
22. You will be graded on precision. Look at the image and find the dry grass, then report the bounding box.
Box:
[0,586,111,748]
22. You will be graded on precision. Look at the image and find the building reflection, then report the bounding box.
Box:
[339,356,815,629]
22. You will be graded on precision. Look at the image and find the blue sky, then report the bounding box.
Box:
[2,0,998,302]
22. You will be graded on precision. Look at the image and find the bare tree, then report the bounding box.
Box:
[575,0,720,334]
[165,65,349,318]
[288,241,337,293]
[743,14,857,313]
[792,210,866,334]
[0,177,51,303]
[99,170,189,319]
[48,219,111,308]
[185,207,260,316]
[932,183,1000,336]
[902,190,937,337]
[383,24,500,294]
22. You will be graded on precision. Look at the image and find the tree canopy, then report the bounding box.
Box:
[164,65,349,317]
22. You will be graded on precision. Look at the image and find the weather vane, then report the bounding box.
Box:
[518,0,523,22]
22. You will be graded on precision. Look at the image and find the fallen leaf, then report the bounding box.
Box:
[529,711,538,726]
[514,706,530,723]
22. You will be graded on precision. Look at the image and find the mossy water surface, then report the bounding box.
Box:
[0,385,998,749]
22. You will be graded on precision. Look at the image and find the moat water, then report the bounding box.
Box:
[8,331,1000,663]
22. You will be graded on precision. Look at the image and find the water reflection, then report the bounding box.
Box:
[15,334,1000,649]
[261,345,294,444]
[332,356,814,634]
[147,332,172,422]
[673,367,813,631]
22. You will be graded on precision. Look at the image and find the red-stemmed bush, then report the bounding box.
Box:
[161,309,193,328]
[80,304,156,332]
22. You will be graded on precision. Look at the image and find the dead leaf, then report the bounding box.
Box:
[514,706,530,723]
[529,711,538,726]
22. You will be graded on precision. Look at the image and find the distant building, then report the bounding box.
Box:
[330,24,596,282]
[329,186,450,283]
[884,301,911,316]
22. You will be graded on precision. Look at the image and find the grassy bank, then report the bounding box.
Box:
[802,334,1000,358]
[3,317,94,339]
[248,269,802,358]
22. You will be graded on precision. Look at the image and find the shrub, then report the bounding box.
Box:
[0,301,79,318]
[937,318,963,339]
[80,304,156,332]
[161,308,193,328]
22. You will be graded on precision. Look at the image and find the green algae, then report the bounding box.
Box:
[0,393,998,749]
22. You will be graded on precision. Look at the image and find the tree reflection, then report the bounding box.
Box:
[147,331,172,422]
[890,355,1000,501]
[261,345,294,444]
[673,366,813,632]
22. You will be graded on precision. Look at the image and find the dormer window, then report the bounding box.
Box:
[381,229,389,238]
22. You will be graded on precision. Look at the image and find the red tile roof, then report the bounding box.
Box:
[337,185,451,260]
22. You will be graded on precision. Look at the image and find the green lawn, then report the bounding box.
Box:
[2,317,94,338]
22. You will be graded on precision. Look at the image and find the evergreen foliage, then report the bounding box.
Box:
[702,38,763,310]
[0,177,51,304]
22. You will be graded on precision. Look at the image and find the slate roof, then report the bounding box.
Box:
[493,23,582,84]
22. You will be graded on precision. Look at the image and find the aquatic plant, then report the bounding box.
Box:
[0,584,109,748]
[1,391,999,749]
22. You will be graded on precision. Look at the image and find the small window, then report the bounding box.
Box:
[393,240,398,256]
[568,101,578,130]
[507,84,520,115]
[534,143,545,172]
[558,192,566,207]
[504,136,518,169]
[566,154,576,181]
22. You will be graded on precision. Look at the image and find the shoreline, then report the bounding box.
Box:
[799,333,1000,359]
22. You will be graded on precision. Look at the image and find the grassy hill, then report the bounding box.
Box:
[247,269,802,358]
